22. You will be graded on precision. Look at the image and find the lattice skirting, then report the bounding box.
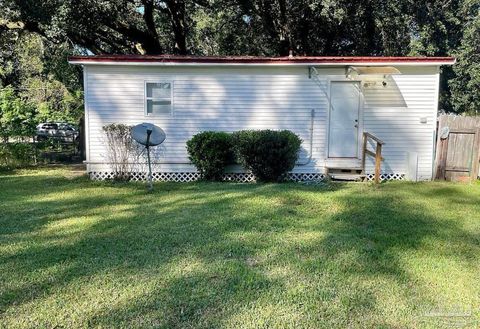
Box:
[287,173,327,182]
[89,171,404,182]
[89,171,326,183]
[365,173,405,181]
[90,171,201,182]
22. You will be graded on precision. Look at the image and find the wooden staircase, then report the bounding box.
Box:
[327,132,385,183]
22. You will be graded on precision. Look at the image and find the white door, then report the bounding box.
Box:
[328,81,360,158]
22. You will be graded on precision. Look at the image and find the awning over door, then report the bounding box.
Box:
[347,66,401,77]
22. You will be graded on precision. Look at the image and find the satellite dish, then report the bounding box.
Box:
[131,123,166,191]
[131,123,166,146]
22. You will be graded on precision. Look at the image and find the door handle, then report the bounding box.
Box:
[354,124,358,128]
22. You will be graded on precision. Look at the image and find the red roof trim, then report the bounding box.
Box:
[68,55,455,64]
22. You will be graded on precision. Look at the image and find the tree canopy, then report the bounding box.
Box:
[0,0,479,116]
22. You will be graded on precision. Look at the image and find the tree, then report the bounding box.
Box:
[0,31,84,131]
[0,86,37,141]
[1,0,208,55]
[450,12,480,114]
[203,0,409,56]
[2,0,417,56]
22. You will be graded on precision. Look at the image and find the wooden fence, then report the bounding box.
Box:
[434,114,480,181]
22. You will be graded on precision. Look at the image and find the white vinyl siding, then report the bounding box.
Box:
[361,71,438,180]
[84,65,439,180]
[85,66,328,174]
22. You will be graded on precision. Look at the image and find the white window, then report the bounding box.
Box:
[145,82,172,116]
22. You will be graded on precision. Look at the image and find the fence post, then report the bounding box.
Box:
[361,133,367,173]
[472,128,480,181]
[375,144,382,184]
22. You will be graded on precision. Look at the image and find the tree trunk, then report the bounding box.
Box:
[166,0,188,55]
[277,0,291,56]
[142,0,162,54]
[364,2,377,55]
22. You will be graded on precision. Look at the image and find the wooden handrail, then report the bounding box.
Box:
[363,132,385,145]
[362,132,385,184]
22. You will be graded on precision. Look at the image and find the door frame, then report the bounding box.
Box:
[326,77,364,159]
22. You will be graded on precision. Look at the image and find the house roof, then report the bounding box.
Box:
[68,55,456,66]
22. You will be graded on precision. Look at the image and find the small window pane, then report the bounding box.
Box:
[146,82,171,98]
[147,99,171,115]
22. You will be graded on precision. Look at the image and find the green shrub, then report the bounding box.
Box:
[186,131,234,180]
[0,143,36,169]
[233,130,302,182]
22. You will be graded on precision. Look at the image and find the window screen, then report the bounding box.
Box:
[145,82,172,115]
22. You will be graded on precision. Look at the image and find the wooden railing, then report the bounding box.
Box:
[362,132,385,184]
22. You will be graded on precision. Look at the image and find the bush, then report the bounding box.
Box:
[0,143,36,169]
[186,131,234,180]
[102,124,142,181]
[233,130,302,182]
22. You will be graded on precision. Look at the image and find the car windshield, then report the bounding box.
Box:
[59,124,75,130]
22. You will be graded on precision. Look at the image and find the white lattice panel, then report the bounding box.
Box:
[89,171,201,182]
[287,173,326,182]
[365,173,405,181]
[89,171,404,182]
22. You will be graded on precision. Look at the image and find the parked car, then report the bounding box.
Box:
[36,123,79,142]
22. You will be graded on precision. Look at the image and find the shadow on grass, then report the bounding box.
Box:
[0,171,478,328]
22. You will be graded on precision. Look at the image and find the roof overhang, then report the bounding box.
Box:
[347,66,402,75]
[68,55,456,67]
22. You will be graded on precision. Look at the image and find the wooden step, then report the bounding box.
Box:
[326,166,363,171]
[326,167,364,176]
[329,173,365,181]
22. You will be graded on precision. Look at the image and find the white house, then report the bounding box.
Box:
[69,55,455,182]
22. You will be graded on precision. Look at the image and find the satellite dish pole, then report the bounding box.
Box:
[131,123,166,192]
[145,128,153,191]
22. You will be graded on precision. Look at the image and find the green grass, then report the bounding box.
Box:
[0,167,479,328]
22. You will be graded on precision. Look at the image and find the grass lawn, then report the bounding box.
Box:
[0,167,479,328]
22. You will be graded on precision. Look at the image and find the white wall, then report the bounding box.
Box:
[84,65,439,180]
[361,67,439,180]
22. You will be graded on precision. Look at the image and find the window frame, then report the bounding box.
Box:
[144,80,174,117]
